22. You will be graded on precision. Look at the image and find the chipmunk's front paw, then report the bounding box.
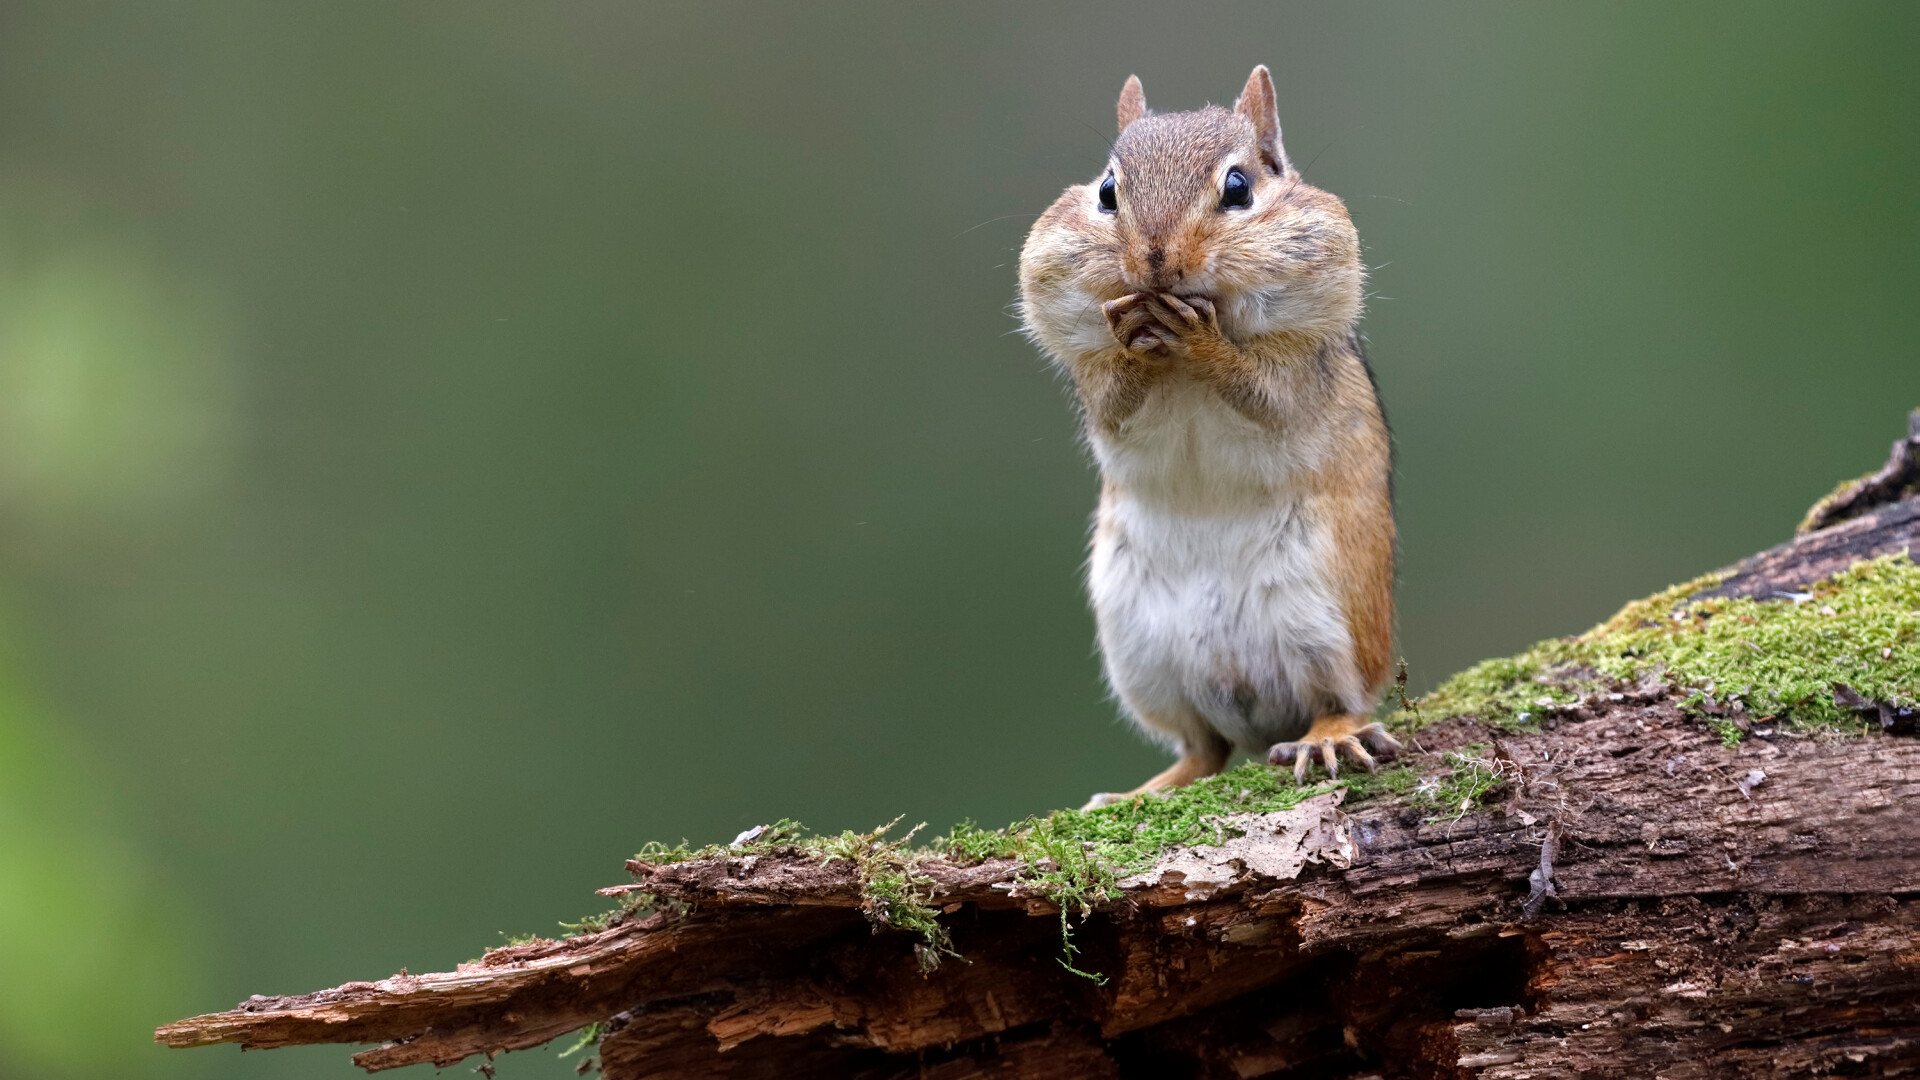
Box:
[1103,292,1227,361]
[1103,293,1179,357]
[1267,716,1403,784]
[1151,293,1222,341]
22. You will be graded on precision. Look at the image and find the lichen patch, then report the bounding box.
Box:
[1118,790,1352,902]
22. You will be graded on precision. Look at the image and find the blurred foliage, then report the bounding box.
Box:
[0,3,1913,1077]
[0,187,235,528]
[0,609,204,1079]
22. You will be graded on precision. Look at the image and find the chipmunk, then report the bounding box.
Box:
[1018,66,1399,808]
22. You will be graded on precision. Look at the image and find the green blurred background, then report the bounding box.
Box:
[0,2,1914,1077]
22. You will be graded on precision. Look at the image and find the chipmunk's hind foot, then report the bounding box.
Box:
[1267,715,1402,783]
[1082,730,1231,811]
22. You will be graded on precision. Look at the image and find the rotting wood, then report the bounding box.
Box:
[158,418,1920,1079]
[1797,408,1920,535]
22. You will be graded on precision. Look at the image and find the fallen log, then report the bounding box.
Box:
[159,410,1920,1079]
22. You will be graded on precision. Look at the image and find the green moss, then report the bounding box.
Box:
[558,1021,602,1060]
[815,817,957,972]
[1412,746,1515,821]
[930,764,1348,979]
[577,759,1456,982]
[1387,553,1920,736]
[1798,474,1866,535]
[558,890,667,936]
[1393,650,1575,734]
[633,817,959,971]
[631,817,809,866]
[548,555,1917,993]
[943,767,1326,896]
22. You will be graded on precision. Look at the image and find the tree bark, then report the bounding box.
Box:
[158,423,1920,1079]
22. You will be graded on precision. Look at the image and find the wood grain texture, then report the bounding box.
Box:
[158,494,1920,1078]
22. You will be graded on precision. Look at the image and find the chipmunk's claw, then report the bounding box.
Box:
[1103,293,1175,354]
[1154,292,1219,335]
[1267,718,1403,784]
[1105,292,1222,356]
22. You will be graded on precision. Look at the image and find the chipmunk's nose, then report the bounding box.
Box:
[1127,243,1185,291]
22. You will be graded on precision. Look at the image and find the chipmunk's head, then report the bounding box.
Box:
[1021,66,1364,345]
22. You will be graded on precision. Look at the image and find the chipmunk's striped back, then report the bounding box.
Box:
[1018,66,1397,808]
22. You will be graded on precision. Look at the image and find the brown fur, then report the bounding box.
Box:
[1232,63,1291,175]
[1017,67,1397,801]
[1111,727,1232,800]
[1116,74,1147,131]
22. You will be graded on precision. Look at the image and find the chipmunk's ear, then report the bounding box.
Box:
[1117,75,1147,133]
[1234,64,1292,176]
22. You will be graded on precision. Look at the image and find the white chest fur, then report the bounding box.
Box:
[1086,378,1365,752]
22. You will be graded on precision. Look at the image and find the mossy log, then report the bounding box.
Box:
[158,414,1920,1079]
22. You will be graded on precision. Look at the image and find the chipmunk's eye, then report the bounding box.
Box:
[1220,166,1252,210]
[1097,173,1117,213]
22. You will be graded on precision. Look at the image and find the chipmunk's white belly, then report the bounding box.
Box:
[1087,381,1364,751]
